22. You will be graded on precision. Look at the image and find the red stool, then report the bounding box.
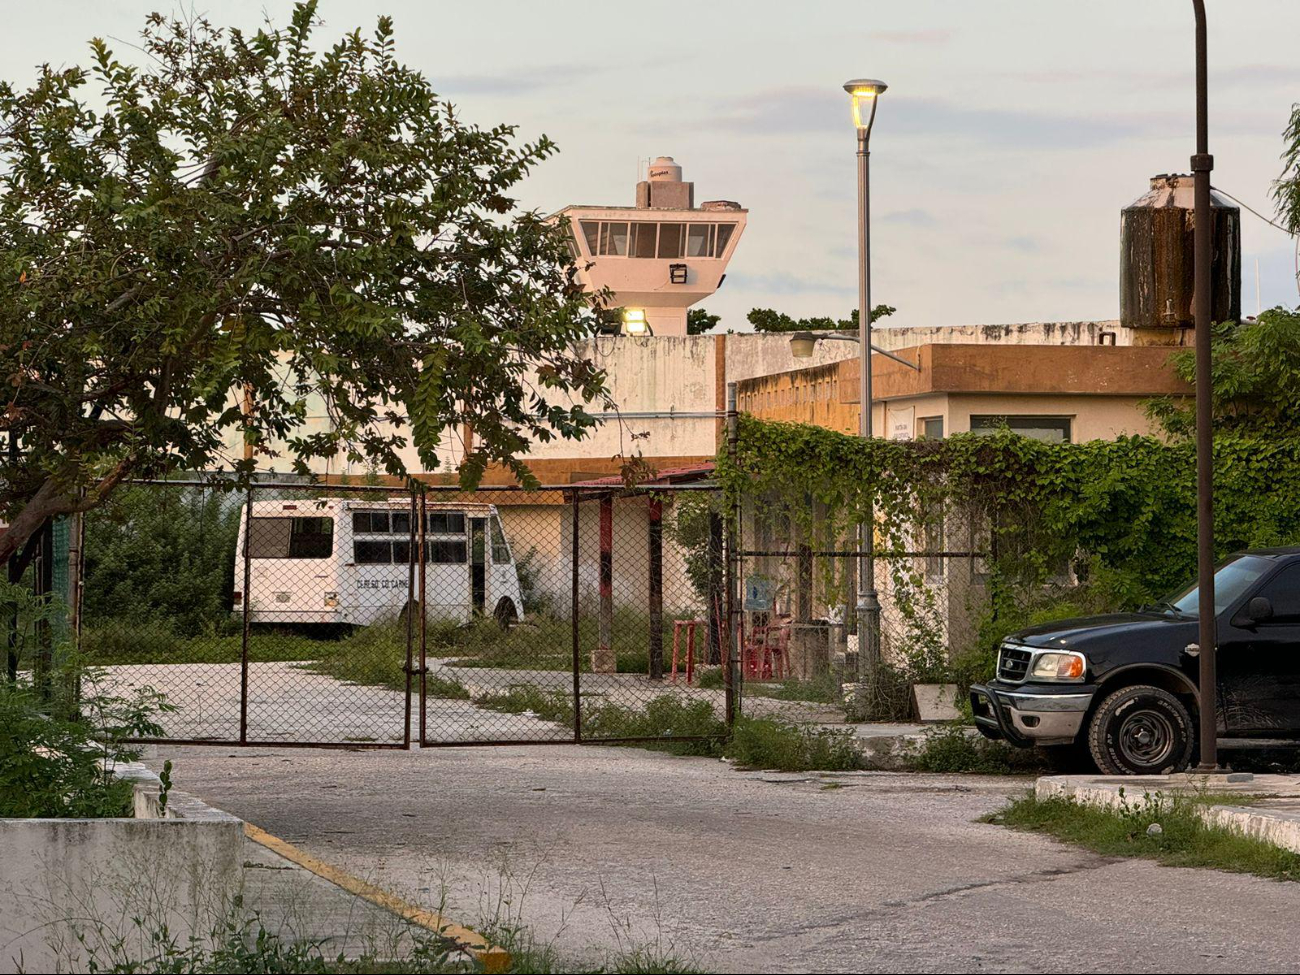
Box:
[670,619,704,683]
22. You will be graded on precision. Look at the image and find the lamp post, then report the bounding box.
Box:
[1190,0,1219,772]
[847,78,886,692]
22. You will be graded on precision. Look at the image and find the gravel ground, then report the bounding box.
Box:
[147,743,1300,973]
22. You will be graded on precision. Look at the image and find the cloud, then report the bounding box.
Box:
[435,62,592,96]
[881,208,939,228]
[725,271,856,297]
[685,86,1172,149]
[1002,235,1044,253]
[869,29,954,45]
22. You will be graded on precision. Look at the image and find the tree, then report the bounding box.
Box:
[1275,102,1300,236]
[1147,306,1300,437]
[746,305,895,333]
[686,308,720,335]
[0,2,606,565]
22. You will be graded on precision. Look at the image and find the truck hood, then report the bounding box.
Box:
[1010,612,1193,650]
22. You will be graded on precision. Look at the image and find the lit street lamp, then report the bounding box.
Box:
[848,77,886,697]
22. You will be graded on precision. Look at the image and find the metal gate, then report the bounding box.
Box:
[81,479,736,749]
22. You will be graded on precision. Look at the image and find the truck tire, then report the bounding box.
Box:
[1087,684,1194,776]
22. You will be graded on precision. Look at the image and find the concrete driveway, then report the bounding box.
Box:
[148,744,1300,973]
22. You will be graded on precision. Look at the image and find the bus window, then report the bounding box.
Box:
[354,539,392,564]
[353,511,390,533]
[424,512,466,534]
[427,539,468,564]
[249,516,333,559]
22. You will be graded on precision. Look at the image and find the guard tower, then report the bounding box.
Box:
[555,157,747,336]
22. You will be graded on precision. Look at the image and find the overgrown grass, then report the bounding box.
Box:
[80,914,703,973]
[726,717,859,772]
[988,790,1300,882]
[743,671,841,706]
[906,724,1047,775]
[83,623,331,666]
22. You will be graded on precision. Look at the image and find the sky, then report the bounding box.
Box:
[3,0,1298,331]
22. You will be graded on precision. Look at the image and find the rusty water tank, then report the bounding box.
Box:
[1120,174,1240,330]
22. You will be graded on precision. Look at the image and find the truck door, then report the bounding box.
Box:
[1218,562,1300,737]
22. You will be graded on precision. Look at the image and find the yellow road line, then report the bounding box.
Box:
[242,821,512,974]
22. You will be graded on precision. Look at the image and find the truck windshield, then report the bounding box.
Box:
[1165,555,1274,616]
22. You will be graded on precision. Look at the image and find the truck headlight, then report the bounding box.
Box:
[1030,651,1086,681]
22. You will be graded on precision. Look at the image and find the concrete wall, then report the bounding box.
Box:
[0,764,243,974]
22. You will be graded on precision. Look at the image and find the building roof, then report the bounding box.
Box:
[567,463,716,489]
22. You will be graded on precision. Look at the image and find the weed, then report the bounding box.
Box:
[906,724,1045,775]
[726,717,858,772]
[989,790,1300,882]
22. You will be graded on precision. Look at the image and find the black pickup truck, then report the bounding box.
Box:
[971,548,1300,775]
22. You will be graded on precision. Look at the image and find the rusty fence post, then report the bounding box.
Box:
[571,490,582,742]
[240,484,252,745]
[648,497,664,680]
[403,487,417,749]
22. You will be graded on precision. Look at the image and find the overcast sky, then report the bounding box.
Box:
[4,1,1298,330]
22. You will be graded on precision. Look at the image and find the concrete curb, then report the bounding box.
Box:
[242,822,512,973]
[1036,773,1300,855]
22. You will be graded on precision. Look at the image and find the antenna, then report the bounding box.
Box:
[1256,257,1261,316]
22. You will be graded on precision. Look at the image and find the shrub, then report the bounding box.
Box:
[0,672,170,818]
[907,723,1044,775]
[726,717,859,772]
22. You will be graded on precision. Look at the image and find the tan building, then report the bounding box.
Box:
[737,339,1189,444]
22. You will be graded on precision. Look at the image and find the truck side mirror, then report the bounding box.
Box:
[1248,596,1275,622]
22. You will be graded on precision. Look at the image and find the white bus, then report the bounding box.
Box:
[233,497,524,627]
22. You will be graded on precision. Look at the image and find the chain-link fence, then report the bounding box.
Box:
[735,494,991,720]
[75,479,737,748]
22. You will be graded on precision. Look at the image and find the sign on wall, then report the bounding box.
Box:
[887,405,915,441]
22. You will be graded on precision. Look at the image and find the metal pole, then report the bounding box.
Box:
[725,382,740,728]
[571,491,582,742]
[240,487,252,745]
[402,489,416,749]
[856,126,882,692]
[1191,0,1218,771]
[647,497,664,680]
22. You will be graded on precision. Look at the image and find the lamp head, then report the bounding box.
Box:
[621,308,650,336]
[789,331,818,359]
[844,78,888,132]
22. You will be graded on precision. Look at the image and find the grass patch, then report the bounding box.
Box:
[744,671,841,705]
[906,724,1047,775]
[726,716,859,772]
[83,623,328,666]
[988,790,1300,882]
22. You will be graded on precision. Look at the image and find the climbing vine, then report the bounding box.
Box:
[720,417,1300,684]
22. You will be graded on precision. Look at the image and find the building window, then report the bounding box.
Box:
[599,222,629,256]
[969,415,1072,444]
[657,223,684,258]
[573,220,737,259]
[686,223,713,257]
[921,417,944,440]
[632,222,658,258]
[714,223,735,256]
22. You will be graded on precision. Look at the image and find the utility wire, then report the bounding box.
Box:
[1211,185,1300,301]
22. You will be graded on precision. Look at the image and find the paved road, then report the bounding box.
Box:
[149,744,1300,973]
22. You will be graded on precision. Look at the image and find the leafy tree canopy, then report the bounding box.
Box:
[686,307,720,335]
[0,1,605,563]
[1146,306,1300,437]
[746,305,895,333]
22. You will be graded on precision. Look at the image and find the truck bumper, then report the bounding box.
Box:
[969,683,1095,748]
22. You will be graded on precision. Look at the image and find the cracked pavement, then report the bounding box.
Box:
[148,744,1300,973]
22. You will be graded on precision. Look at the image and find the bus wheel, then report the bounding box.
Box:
[493,598,518,631]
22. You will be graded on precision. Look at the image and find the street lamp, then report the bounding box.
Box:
[621,308,651,336]
[846,77,886,698]
[789,330,922,371]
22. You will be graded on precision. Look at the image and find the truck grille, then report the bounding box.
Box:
[998,645,1032,683]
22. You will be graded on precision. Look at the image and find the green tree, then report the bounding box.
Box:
[746,305,895,333]
[82,487,241,637]
[0,2,606,565]
[687,307,721,335]
[1147,307,1300,436]
[1275,102,1300,235]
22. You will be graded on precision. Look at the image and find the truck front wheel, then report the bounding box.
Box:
[1087,684,1194,776]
